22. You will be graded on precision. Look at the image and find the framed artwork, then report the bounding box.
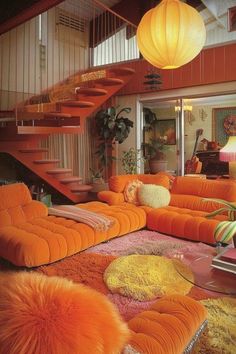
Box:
[212,107,236,147]
[153,119,176,145]
[228,6,236,32]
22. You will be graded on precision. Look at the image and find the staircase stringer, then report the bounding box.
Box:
[0,140,84,203]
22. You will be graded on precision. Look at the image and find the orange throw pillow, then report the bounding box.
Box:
[124,180,143,205]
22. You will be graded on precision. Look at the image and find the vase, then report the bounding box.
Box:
[149,159,168,174]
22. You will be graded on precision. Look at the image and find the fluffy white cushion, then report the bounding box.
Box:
[138,184,170,208]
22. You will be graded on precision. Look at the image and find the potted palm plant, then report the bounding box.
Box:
[204,198,236,247]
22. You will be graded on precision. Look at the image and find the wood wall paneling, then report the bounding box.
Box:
[120,43,236,95]
[202,47,215,84]
[214,46,225,82]
[225,43,236,81]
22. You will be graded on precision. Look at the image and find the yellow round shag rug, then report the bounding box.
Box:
[193,297,236,354]
[103,255,193,301]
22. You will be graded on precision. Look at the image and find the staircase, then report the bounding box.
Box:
[14,66,135,134]
[0,65,135,203]
[0,138,93,203]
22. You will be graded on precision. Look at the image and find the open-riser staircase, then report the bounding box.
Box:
[0,65,135,203]
[0,137,92,203]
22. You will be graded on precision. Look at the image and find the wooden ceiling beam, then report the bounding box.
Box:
[0,0,64,35]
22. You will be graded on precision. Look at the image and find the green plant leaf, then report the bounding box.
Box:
[219,221,236,243]
[116,107,131,118]
[203,198,236,209]
[206,207,230,219]
[214,221,229,241]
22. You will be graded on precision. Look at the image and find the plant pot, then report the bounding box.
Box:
[91,182,109,193]
[149,159,168,174]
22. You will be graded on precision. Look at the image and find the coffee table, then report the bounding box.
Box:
[173,250,236,296]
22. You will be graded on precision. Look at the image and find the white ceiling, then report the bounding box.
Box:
[58,0,236,108]
[60,0,236,47]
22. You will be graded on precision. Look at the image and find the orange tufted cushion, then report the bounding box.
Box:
[0,183,47,227]
[0,201,146,267]
[0,272,130,354]
[147,206,222,243]
[98,191,125,205]
[172,176,236,201]
[127,295,207,354]
[109,174,170,193]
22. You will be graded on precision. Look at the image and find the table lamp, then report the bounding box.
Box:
[220,136,236,179]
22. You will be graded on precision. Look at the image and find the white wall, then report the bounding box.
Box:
[0,7,90,110]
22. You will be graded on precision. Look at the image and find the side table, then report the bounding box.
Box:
[173,250,236,296]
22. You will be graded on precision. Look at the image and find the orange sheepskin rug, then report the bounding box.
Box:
[0,272,130,354]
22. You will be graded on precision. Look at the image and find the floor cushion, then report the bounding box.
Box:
[104,255,193,301]
[125,295,208,354]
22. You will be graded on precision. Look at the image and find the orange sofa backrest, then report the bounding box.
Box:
[170,176,236,212]
[0,183,48,227]
[108,174,170,193]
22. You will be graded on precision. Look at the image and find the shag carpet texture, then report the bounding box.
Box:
[193,297,236,354]
[3,229,234,354]
[104,254,193,300]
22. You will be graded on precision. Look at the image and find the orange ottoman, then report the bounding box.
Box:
[125,294,208,354]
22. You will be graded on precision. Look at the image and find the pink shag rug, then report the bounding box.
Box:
[85,229,213,257]
[35,230,219,321]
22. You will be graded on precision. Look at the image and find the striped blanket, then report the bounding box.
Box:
[48,205,114,232]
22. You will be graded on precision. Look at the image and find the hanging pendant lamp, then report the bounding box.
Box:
[137,0,206,69]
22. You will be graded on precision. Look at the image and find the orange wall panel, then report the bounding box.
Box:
[191,54,202,85]
[201,48,215,84]
[214,46,226,82]
[225,43,236,81]
[119,43,236,96]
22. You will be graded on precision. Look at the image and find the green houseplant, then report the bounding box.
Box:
[143,107,158,130]
[142,136,169,173]
[121,148,145,174]
[204,198,236,246]
[142,107,169,173]
[94,106,133,177]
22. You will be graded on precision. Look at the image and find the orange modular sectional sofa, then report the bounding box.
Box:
[0,183,146,267]
[98,174,236,244]
[1,174,235,267]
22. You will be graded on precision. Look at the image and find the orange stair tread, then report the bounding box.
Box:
[61,100,95,107]
[96,78,124,86]
[71,184,93,192]
[47,168,72,174]
[19,148,48,153]
[60,176,83,183]
[34,159,60,164]
[75,88,108,96]
[44,112,72,118]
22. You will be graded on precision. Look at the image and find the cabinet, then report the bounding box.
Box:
[196,151,229,176]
